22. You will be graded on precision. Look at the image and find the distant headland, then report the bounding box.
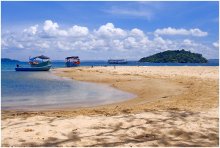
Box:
[1,58,20,63]
[139,49,208,63]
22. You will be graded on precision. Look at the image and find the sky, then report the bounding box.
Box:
[1,1,219,60]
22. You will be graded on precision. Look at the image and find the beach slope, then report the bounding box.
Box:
[2,66,219,147]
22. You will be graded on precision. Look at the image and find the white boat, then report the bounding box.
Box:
[108,59,127,64]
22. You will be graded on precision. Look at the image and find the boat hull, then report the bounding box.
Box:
[65,62,80,67]
[108,60,127,64]
[15,65,51,71]
[30,61,51,67]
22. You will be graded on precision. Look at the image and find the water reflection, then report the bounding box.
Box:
[2,71,135,110]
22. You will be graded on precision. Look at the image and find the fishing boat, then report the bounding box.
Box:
[15,65,52,71]
[15,55,52,71]
[65,56,80,67]
[108,59,127,64]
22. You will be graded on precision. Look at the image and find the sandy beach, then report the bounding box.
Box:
[2,66,219,147]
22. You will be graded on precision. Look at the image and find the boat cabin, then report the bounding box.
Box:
[108,59,127,64]
[29,55,51,67]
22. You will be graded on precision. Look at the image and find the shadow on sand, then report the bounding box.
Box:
[4,109,219,147]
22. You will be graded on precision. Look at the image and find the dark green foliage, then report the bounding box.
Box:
[1,58,20,63]
[139,49,208,63]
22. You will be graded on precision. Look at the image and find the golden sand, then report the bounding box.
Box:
[2,66,219,146]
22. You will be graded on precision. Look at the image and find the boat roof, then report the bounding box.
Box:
[30,55,50,60]
[108,59,127,61]
[66,56,79,59]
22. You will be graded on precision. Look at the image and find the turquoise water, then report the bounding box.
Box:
[1,59,219,71]
[1,60,218,111]
[1,71,135,111]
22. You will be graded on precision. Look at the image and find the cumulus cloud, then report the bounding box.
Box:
[130,28,145,38]
[154,27,208,37]
[42,20,89,37]
[23,25,38,35]
[43,20,68,36]
[94,23,127,38]
[1,20,218,59]
[43,20,59,31]
[69,25,89,37]
[213,41,219,48]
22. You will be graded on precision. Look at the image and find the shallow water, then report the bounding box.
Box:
[1,71,135,111]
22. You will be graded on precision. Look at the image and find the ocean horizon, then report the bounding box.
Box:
[1,59,219,71]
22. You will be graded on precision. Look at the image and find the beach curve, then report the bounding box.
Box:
[2,66,219,147]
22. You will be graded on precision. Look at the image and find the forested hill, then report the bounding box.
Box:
[1,58,20,63]
[139,49,208,63]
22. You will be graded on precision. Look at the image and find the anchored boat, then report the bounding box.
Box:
[108,59,127,64]
[65,56,80,67]
[15,55,52,71]
[15,65,51,71]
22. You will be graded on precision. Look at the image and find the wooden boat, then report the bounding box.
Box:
[15,55,52,71]
[15,65,51,71]
[65,56,80,67]
[29,55,51,67]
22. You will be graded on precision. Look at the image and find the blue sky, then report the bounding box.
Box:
[1,1,219,60]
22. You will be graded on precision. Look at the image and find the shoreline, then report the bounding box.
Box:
[2,66,219,118]
[53,66,218,112]
[2,66,219,146]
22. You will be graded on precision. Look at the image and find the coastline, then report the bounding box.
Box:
[53,66,218,112]
[2,66,219,146]
[2,66,218,117]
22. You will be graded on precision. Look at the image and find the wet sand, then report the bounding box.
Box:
[2,66,219,146]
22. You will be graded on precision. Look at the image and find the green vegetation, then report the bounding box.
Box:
[1,58,20,63]
[139,49,208,63]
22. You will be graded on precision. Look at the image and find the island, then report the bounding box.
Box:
[1,58,20,63]
[139,49,208,63]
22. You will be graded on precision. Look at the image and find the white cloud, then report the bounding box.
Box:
[183,39,193,45]
[17,43,24,48]
[23,25,38,35]
[213,41,219,48]
[104,2,165,21]
[69,25,89,37]
[95,23,127,38]
[124,37,137,49]
[154,36,166,44]
[130,28,145,38]
[154,27,208,37]
[1,20,218,60]
[43,20,59,31]
[105,7,153,20]
[43,20,68,36]
[41,20,90,38]
[34,41,50,49]
[190,29,208,37]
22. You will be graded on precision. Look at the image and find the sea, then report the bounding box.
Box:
[1,60,219,111]
[1,59,219,71]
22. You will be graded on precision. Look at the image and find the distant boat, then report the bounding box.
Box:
[65,56,80,67]
[108,59,127,64]
[15,55,51,71]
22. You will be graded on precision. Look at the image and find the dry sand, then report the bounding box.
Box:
[2,66,219,147]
